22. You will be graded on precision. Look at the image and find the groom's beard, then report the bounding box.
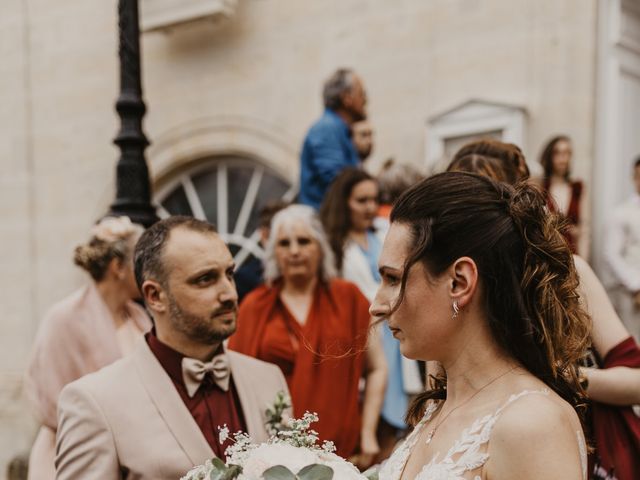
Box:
[167,291,237,344]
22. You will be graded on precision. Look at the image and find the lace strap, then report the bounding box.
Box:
[494,388,550,416]
[381,389,555,480]
[491,389,587,480]
[438,389,550,463]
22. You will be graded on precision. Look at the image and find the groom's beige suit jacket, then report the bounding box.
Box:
[55,339,288,480]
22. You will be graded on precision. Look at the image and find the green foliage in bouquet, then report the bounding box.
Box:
[207,458,242,480]
[263,464,333,480]
[182,392,379,480]
[265,391,293,436]
[204,461,334,480]
[362,467,379,480]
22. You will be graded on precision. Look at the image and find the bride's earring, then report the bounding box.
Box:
[452,300,460,319]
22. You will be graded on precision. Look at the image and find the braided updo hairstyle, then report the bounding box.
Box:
[73,216,144,282]
[390,172,591,425]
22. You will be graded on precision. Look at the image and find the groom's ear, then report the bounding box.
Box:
[142,280,167,314]
[448,256,478,309]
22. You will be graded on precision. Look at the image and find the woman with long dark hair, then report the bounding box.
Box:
[448,138,640,480]
[320,168,423,459]
[539,135,589,257]
[320,167,380,286]
[374,172,590,479]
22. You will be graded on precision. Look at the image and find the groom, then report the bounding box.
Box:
[55,216,289,480]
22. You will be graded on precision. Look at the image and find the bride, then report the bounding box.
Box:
[372,172,590,480]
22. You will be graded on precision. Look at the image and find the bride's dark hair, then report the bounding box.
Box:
[391,172,591,425]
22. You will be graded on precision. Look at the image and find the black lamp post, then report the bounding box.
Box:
[108,0,159,227]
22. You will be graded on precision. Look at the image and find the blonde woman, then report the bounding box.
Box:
[24,216,151,480]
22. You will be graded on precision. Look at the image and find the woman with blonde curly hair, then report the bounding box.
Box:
[24,216,152,480]
[374,172,591,479]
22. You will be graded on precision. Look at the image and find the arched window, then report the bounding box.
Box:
[155,156,295,267]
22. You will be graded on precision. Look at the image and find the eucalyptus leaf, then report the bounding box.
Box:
[222,464,243,480]
[210,468,227,480]
[363,468,379,480]
[297,464,333,480]
[211,458,228,470]
[262,465,298,480]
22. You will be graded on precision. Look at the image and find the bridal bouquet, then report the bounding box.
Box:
[181,393,372,480]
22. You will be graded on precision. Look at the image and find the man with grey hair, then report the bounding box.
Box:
[55,216,289,480]
[299,68,368,209]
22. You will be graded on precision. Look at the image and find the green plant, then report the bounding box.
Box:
[262,464,333,480]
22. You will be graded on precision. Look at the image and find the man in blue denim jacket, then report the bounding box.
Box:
[299,68,368,209]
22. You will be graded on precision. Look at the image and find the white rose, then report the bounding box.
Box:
[242,443,319,479]
[180,459,213,480]
[316,452,368,480]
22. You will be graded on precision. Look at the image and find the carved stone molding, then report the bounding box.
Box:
[620,0,640,55]
[148,115,298,189]
[140,0,238,33]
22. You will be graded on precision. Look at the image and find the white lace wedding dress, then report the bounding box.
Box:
[378,389,587,480]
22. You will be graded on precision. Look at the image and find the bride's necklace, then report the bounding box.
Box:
[425,366,516,445]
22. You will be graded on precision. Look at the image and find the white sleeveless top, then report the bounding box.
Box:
[379,389,587,480]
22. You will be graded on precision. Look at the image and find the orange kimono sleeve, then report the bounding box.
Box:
[228,285,273,356]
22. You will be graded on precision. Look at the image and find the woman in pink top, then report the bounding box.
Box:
[24,216,152,480]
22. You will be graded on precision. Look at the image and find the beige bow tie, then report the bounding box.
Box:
[181,354,230,397]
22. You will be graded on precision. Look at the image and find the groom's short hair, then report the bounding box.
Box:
[133,216,217,291]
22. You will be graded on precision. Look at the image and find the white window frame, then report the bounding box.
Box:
[154,157,296,267]
[425,99,527,172]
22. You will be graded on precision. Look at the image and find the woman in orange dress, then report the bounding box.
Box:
[228,204,387,468]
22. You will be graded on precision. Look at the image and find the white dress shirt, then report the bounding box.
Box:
[605,193,640,292]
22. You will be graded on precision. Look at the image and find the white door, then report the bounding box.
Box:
[593,0,640,273]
